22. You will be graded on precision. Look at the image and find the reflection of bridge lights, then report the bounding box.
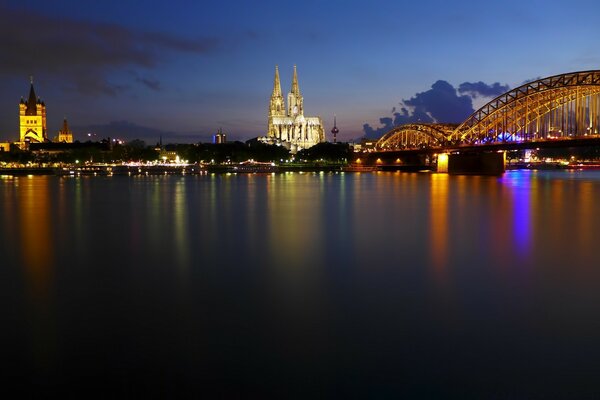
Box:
[437,154,449,173]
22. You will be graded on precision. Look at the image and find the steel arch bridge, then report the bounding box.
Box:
[376,123,457,150]
[375,70,600,150]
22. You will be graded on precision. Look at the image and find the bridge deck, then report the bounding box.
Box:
[372,136,600,156]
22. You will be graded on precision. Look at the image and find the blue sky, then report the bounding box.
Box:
[1,0,599,143]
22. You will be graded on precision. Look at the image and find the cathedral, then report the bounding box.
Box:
[263,66,324,151]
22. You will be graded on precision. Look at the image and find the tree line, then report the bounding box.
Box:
[0,140,353,165]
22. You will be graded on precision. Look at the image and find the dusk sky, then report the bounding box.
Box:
[1,0,599,143]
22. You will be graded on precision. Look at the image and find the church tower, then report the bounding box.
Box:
[57,118,74,143]
[269,66,285,117]
[287,65,304,117]
[19,77,47,144]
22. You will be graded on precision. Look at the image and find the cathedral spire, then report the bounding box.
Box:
[291,65,300,95]
[272,65,282,98]
[269,66,285,117]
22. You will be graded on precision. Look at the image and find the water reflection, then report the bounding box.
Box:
[8,176,57,374]
[18,176,53,300]
[267,173,324,272]
[3,172,600,396]
[576,180,594,255]
[429,173,449,273]
[502,171,533,259]
[172,178,190,274]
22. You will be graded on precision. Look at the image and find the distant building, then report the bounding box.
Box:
[213,128,226,144]
[159,150,178,162]
[56,118,74,143]
[353,138,378,153]
[153,136,177,161]
[262,66,324,152]
[0,142,10,152]
[18,78,48,146]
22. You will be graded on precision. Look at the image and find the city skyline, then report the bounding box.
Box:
[1,0,600,143]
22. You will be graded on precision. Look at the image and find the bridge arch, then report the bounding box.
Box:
[376,123,456,150]
[451,70,600,144]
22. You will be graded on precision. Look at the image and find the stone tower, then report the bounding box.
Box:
[57,118,74,143]
[287,65,304,117]
[269,65,285,118]
[19,77,47,144]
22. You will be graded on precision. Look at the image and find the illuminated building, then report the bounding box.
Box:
[19,77,47,146]
[263,65,324,152]
[213,128,226,144]
[56,118,74,143]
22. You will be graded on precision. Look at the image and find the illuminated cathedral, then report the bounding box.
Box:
[263,66,324,151]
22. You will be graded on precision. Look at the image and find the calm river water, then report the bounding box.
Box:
[2,171,600,397]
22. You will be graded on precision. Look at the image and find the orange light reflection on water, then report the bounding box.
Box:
[429,173,449,275]
[12,176,56,372]
[19,176,53,299]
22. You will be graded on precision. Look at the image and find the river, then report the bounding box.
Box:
[2,171,600,397]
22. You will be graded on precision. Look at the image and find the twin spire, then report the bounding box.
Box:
[291,65,300,95]
[271,65,301,97]
[273,66,282,97]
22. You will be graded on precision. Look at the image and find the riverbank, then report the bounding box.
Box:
[0,163,358,176]
[4,161,599,176]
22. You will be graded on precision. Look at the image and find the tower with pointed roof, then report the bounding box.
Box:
[269,66,285,118]
[56,118,74,143]
[19,77,47,144]
[265,66,324,151]
[287,65,304,117]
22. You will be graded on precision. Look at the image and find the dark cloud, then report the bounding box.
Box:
[362,117,394,138]
[136,77,162,91]
[458,81,510,98]
[0,6,218,95]
[363,79,511,139]
[363,80,473,138]
[404,80,472,123]
[521,77,542,85]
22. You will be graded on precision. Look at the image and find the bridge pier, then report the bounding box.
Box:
[444,151,505,175]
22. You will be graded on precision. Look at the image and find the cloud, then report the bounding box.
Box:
[0,5,218,95]
[521,77,542,85]
[363,79,510,139]
[363,80,473,138]
[458,81,510,98]
[362,117,394,139]
[136,77,162,91]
